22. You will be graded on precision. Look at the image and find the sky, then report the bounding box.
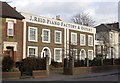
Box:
[1,0,120,26]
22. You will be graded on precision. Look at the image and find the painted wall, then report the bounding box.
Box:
[0,18,2,56]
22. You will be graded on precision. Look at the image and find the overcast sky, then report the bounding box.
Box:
[2,0,120,26]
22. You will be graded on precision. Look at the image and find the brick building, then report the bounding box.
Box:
[21,12,96,64]
[0,1,24,62]
[1,2,96,65]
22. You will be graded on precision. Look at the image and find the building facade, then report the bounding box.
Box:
[1,2,96,64]
[95,23,120,59]
[21,12,96,64]
[0,2,24,62]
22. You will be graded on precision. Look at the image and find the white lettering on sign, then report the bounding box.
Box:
[29,15,93,32]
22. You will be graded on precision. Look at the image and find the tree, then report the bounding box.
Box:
[64,41,89,67]
[96,31,117,65]
[96,31,110,61]
[71,12,95,27]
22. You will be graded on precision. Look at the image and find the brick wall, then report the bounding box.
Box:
[2,18,23,61]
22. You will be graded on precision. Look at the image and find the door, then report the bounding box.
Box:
[6,46,14,60]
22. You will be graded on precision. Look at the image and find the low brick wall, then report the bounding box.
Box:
[2,71,20,80]
[91,65,120,73]
[64,65,120,75]
[33,70,49,78]
[73,67,92,75]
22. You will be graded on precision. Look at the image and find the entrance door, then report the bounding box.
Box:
[110,47,114,59]
[6,46,14,60]
[41,47,51,65]
[80,49,86,60]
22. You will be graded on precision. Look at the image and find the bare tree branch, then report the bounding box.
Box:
[71,12,95,27]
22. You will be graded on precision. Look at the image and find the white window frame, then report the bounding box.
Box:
[71,32,77,45]
[7,20,14,36]
[28,26,38,42]
[97,46,101,54]
[28,46,38,57]
[80,34,86,46]
[55,30,62,44]
[109,32,113,40]
[88,50,94,60]
[42,29,50,43]
[70,49,77,60]
[54,48,62,62]
[88,35,93,46]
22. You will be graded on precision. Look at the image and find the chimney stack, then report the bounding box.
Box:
[13,7,16,10]
[56,15,61,21]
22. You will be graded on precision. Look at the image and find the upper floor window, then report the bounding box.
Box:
[55,30,62,44]
[97,46,101,54]
[71,32,77,45]
[80,34,86,45]
[28,26,38,42]
[109,32,113,39]
[109,32,113,43]
[8,21,14,36]
[42,29,50,43]
[88,35,93,46]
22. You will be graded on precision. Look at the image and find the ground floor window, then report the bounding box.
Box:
[54,48,62,62]
[28,46,38,57]
[88,50,93,60]
[70,49,77,61]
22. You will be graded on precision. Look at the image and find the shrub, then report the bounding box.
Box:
[2,56,14,72]
[92,57,102,66]
[22,57,46,71]
[114,58,120,65]
[103,59,111,65]
[51,59,63,68]
[18,57,46,76]
[74,60,85,67]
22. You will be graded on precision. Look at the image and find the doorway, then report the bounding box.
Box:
[6,46,14,60]
[41,47,51,65]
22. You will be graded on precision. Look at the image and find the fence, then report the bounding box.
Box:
[63,58,120,75]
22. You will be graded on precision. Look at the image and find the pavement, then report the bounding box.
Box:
[3,67,120,82]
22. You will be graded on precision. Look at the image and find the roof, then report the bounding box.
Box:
[0,1,24,20]
[95,22,120,32]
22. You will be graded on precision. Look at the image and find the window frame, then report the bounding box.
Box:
[88,50,94,60]
[7,20,14,37]
[28,26,38,42]
[42,29,50,43]
[80,34,86,46]
[71,32,77,45]
[70,49,77,60]
[28,46,38,57]
[97,46,101,54]
[88,35,93,46]
[54,48,62,62]
[55,30,62,44]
